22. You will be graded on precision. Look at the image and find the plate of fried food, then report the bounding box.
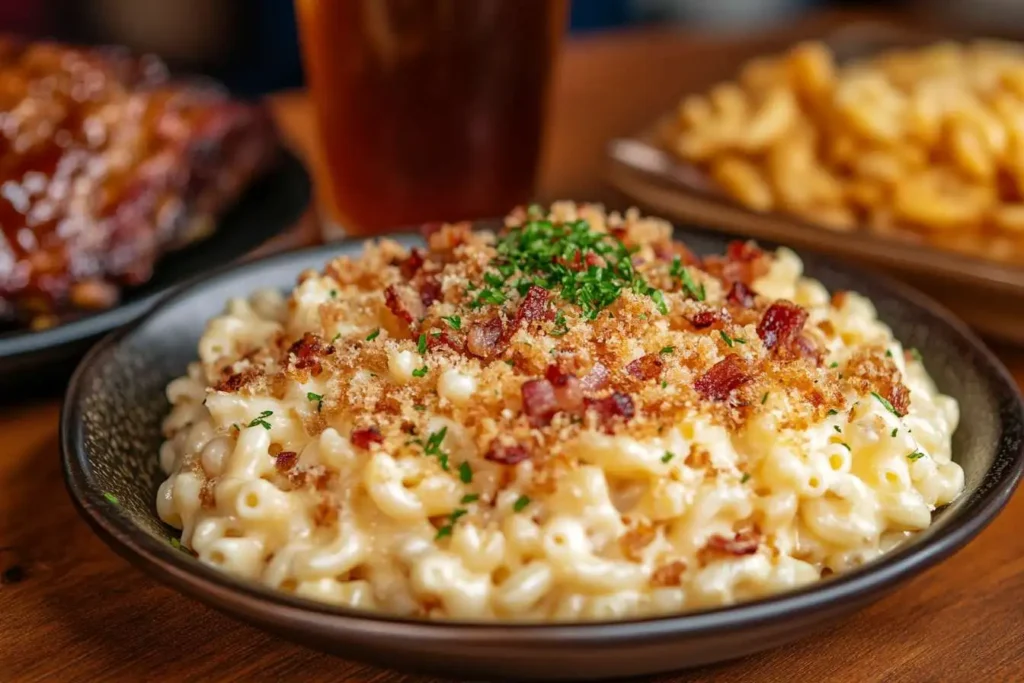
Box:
[0,37,310,392]
[607,23,1024,343]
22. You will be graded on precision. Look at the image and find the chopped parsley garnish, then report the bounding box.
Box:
[417,333,427,354]
[332,332,342,343]
[910,348,922,362]
[412,366,429,378]
[459,461,473,484]
[460,493,480,504]
[761,392,769,405]
[833,425,842,434]
[442,315,462,331]
[366,328,380,341]
[413,404,426,411]
[891,427,898,437]
[907,451,926,461]
[306,392,323,412]
[550,310,569,336]
[659,346,675,355]
[661,380,668,389]
[329,289,338,299]
[719,330,736,347]
[512,495,531,513]
[169,537,191,554]
[485,217,668,319]
[670,256,706,301]
[247,410,273,430]
[741,473,751,483]
[839,442,851,452]
[103,492,119,505]
[871,391,900,416]
[827,409,839,416]
[423,427,450,470]
[661,451,675,464]
[885,349,893,357]
[830,361,839,368]
[505,359,516,367]
[435,507,469,540]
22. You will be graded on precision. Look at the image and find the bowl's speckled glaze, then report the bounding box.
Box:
[62,228,1024,681]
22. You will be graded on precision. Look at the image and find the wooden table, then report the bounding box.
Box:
[4,13,1024,682]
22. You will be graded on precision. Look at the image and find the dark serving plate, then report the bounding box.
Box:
[61,229,1024,681]
[0,150,310,396]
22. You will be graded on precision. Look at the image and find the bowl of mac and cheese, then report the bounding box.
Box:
[63,204,1024,680]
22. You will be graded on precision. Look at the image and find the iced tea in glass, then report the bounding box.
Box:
[296,0,567,236]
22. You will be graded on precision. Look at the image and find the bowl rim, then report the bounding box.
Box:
[61,233,1024,643]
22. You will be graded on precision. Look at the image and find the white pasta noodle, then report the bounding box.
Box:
[156,204,963,621]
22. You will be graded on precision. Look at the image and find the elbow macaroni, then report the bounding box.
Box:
[156,207,963,622]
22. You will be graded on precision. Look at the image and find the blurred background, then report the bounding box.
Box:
[7,0,1020,96]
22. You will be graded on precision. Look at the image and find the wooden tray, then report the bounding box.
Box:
[606,22,1024,344]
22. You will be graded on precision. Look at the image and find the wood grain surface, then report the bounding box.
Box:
[3,10,1024,682]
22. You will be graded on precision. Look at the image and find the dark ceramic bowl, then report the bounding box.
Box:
[61,229,1024,681]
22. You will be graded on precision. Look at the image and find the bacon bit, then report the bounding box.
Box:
[288,333,333,376]
[419,277,442,308]
[625,354,664,380]
[580,362,610,392]
[351,426,384,450]
[888,383,911,417]
[199,480,217,509]
[585,392,636,425]
[704,529,761,556]
[467,316,505,358]
[650,560,688,587]
[757,300,808,351]
[694,354,752,400]
[512,286,550,332]
[384,284,417,326]
[521,378,559,427]
[657,240,700,265]
[399,248,425,280]
[584,252,605,268]
[545,365,584,412]
[620,523,657,561]
[831,290,849,309]
[275,451,298,472]
[727,240,764,263]
[727,281,756,308]
[688,310,721,329]
[787,333,823,364]
[426,330,464,353]
[703,240,769,285]
[485,441,531,465]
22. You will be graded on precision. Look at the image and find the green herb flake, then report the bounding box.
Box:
[422,427,449,470]
[247,410,273,430]
[741,473,751,484]
[550,310,569,337]
[885,349,893,358]
[331,332,342,343]
[661,451,675,464]
[329,289,338,299]
[458,461,473,484]
[413,404,426,412]
[505,359,516,367]
[827,409,839,416]
[719,330,735,347]
[907,451,926,461]
[366,328,380,342]
[412,366,429,378]
[435,525,453,540]
[910,348,923,362]
[513,495,531,513]
[460,493,480,504]
[441,315,461,331]
[761,392,769,405]
[306,392,323,412]
[671,257,706,301]
[103,492,119,505]
[891,427,898,437]
[871,391,901,416]
[839,442,851,452]
[417,333,427,355]
[830,361,839,368]
[833,425,842,434]
[661,380,668,389]
[659,346,675,355]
